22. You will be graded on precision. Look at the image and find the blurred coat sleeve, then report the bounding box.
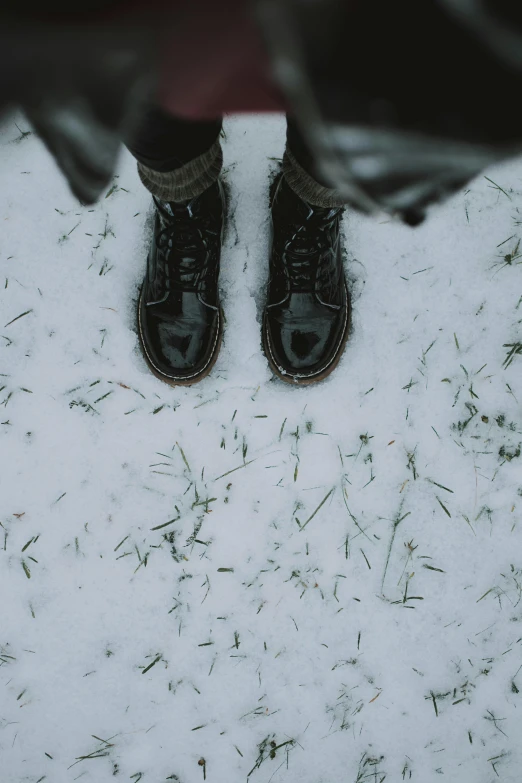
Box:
[256,0,522,221]
[0,10,158,203]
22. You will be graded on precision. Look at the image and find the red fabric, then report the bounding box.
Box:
[52,0,284,118]
[156,0,285,118]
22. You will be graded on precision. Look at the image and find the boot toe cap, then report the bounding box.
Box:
[264,305,349,381]
[139,299,220,382]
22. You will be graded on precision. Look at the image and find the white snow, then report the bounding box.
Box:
[1,114,521,783]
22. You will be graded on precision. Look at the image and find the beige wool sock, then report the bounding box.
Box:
[137,139,223,203]
[283,146,346,208]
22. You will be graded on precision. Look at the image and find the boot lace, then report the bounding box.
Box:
[283,207,342,293]
[155,200,217,292]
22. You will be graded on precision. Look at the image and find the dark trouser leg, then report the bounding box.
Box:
[285,116,346,208]
[126,106,223,202]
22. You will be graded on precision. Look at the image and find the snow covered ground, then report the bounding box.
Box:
[1,114,521,783]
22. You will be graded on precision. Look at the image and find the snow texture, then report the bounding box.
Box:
[1,114,522,783]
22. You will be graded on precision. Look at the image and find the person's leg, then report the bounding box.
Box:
[284,117,346,208]
[262,116,350,384]
[127,105,223,201]
[128,106,225,386]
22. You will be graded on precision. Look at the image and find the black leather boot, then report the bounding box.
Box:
[263,175,351,384]
[138,181,225,385]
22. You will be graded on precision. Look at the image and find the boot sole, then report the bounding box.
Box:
[137,289,224,387]
[262,284,352,385]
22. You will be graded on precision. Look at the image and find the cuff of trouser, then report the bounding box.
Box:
[283,147,346,208]
[137,139,223,202]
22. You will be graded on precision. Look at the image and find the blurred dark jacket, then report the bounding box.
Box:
[2,1,522,222]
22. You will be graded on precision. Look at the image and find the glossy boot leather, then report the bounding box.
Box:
[263,175,351,384]
[138,181,224,385]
